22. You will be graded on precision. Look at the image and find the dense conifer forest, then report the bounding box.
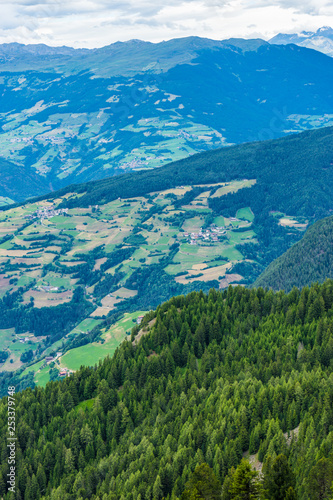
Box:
[254,215,333,292]
[1,281,333,499]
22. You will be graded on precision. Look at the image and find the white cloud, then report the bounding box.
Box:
[0,0,332,47]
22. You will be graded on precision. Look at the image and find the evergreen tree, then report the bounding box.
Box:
[181,463,222,500]
[229,460,263,500]
[263,454,295,500]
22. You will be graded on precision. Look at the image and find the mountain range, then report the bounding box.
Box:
[270,26,333,57]
[1,36,333,202]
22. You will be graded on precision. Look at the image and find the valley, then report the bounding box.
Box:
[0,179,267,386]
[1,124,332,389]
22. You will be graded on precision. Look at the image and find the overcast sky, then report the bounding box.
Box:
[0,0,333,48]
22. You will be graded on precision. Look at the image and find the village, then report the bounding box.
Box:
[25,206,69,221]
[184,220,240,245]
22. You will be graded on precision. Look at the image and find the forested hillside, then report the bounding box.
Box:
[43,125,333,215]
[255,215,333,292]
[1,281,333,499]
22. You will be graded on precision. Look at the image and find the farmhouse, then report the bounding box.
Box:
[137,315,144,325]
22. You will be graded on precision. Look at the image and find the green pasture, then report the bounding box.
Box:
[0,197,15,206]
[61,311,146,371]
[228,230,256,245]
[70,318,102,335]
[236,207,254,222]
[221,246,243,261]
[0,328,15,350]
[213,216,225,227]
[10,339,38,354]
[182,217,204,232]
[34,366,51,387]
[60,342,121,371]
[20,360,44,376]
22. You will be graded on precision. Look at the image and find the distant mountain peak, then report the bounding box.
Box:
[317,26,333,34]
[269,26,333,56]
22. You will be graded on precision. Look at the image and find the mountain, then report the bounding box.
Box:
[0,157,50,203]
[1,281,333,499]
[1,36,333,201]
[254,215,333,292]
[270,26,333,57]
[0,126,333,386]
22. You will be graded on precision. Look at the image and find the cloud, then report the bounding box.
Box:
[0,0,332,48]
[253,0,333,16]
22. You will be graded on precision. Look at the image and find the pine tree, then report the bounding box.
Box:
[153,474,163,500]
[263,454,295,500]
[229,459,263,500]
[181,463,222,500]
[308,457,333,500]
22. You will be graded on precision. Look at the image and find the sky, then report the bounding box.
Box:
[0,0,333,48]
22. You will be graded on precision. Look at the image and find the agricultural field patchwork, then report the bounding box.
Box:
[0,178,306,383]
[0,72,231,202]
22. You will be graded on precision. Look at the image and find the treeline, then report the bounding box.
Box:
[46,125,333,216]
[1,281,333,498]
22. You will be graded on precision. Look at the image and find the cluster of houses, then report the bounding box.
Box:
[184,224,227,245]
[25,206,68,221]
[19,337,31,344]
[45,353,72,377]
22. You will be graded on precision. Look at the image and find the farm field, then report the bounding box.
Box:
[59,311,146,371]
[0,176,305,384]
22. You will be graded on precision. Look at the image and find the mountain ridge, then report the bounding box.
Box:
[0,36,269,74]
[1,36,333,202]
